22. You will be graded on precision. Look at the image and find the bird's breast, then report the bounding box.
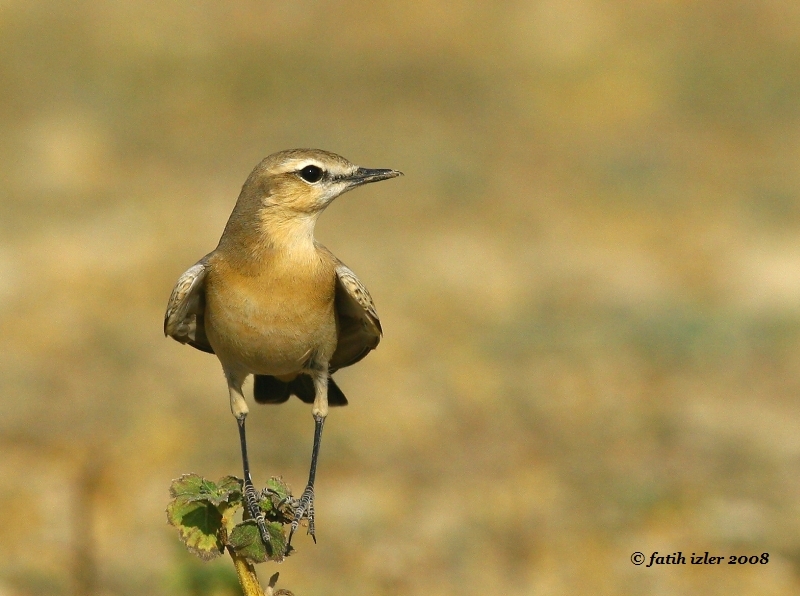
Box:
[203,260,337,376]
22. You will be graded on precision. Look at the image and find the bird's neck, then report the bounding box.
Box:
[259,208,320,256]
[216,206,322,274]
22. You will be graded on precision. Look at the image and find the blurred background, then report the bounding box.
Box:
[1,1,800,594]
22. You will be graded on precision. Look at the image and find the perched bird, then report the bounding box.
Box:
[164,149,401,551]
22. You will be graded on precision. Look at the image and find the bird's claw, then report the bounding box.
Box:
[260,486,281,501]
[285,484,315,553]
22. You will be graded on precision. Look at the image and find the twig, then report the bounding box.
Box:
[227,546,265,596]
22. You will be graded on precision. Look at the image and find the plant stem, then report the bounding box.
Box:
[227,546,265,596]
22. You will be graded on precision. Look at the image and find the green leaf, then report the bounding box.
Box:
[229,521,288,564]
[261,477,295,521]
[166,496,225,560]
[219,500,243,536]
[167,474,295,563]
[170,474,242,507]
[215,476,244,505]
[265,477,292,503]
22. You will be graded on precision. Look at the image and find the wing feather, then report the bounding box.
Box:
[164,255,214,354]
[330,262,382,371]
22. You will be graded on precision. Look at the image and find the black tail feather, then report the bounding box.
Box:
[253,374,348,406]
[327,377,348,406]
[253,375,291,404]
[288,375,316,404]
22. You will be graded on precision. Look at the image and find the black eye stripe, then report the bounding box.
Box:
[299,165,324,183]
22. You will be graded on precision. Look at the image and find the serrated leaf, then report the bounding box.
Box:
[215,475,244,505]
[261,477,296,521]
[169,474,243,507]
[265,477,292,502]
[229,521,288,564]
[166,496,225,560]
[220,500,242,536]
[169,474,205,498]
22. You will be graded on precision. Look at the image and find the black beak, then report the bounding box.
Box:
[346,167,403,188]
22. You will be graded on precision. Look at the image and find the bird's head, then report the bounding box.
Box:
[247,149,402,214]
[219,149,401,256]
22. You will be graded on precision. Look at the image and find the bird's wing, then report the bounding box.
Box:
[330,261,382,371]
[164,254,215,354]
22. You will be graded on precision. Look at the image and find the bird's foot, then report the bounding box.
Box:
[260,486,281,500]
[243,479,271,546]
[285,484,315,553]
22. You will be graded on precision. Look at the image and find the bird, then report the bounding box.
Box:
[164,149,401,552]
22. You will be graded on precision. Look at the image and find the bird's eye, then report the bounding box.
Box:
[299,165,323,183]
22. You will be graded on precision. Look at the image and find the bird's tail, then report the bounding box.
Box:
[253,374,348,406]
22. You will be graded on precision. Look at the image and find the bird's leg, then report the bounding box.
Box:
[287,371,328,551]
[228,377,271,546]
[237,416,271,546]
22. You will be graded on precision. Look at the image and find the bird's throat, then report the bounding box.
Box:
[259,209,320,257]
